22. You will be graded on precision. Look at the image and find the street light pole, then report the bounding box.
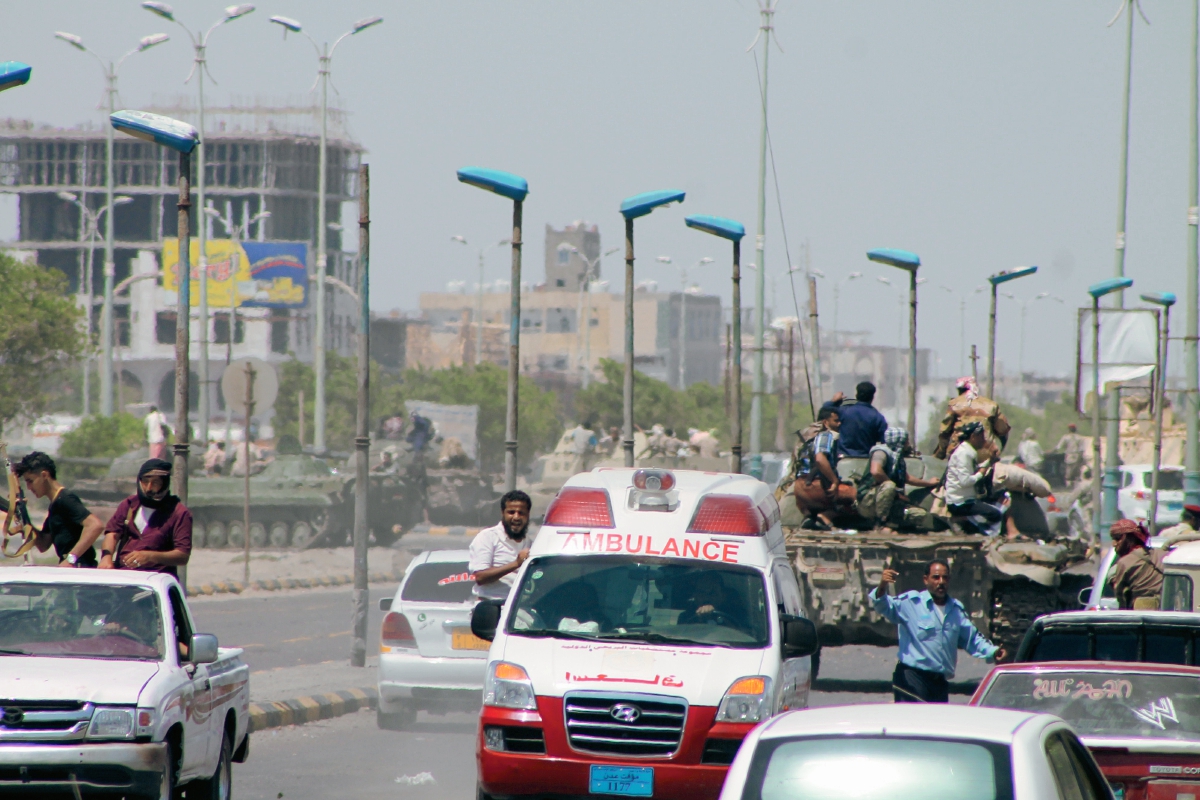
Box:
[56,32,168,417]
[1141,292,1176,535]
[570,246,618,388]
[1087,277,1134,543]
[142,2,256,448]
[867,248,921,438]
[1187,0,1200,507]
[619,190,686,467]
[750,1,776,480]
[986,266,1038,399]
[351,163,371,667]
[271,14,383,454]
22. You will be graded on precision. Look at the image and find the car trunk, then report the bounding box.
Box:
[398,559,489,659]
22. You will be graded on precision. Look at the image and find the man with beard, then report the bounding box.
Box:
[469,490,532,600]
[98,459,192,579]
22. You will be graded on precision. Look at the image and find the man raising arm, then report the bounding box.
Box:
[469,490,533,600]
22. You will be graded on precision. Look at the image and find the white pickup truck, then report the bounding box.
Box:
[0,567,249,799]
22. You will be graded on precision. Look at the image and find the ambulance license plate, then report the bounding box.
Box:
[450,628,489,651]
[589,765,653,797]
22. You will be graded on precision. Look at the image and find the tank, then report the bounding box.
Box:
[783,455,1098,653]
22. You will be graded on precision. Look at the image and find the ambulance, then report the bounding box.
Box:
[470,468,818,800]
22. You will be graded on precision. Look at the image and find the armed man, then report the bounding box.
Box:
[934,376,1011,461]
[12,452,104,567]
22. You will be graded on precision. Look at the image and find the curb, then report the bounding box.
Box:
[188,570,400,597]
[812,677,980,696]
[248,687,377,732]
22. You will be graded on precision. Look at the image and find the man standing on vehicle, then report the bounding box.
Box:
[1110,519,1165,610]
[469,490,532,600]
[13,452,104,567]
[1159,504,1200,545]
[98,458,192,578]
[870,560,1005,703]
[820,382,887,458]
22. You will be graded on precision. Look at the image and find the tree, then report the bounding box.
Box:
[0,253,85,429]
[57,412,145,480]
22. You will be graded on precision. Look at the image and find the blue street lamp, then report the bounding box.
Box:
[986,265,1038,398]
[457,167,528,491]
[1141,291,1177,534]
[686,214,745,474]
[0,62,31,92]
[1087,276,1134,543]
[867,248,920,439]
[111,110,198,514]
[619,189,685,467]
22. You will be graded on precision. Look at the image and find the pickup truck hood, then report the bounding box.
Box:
[502,636,765,706]
[0,658,159,704]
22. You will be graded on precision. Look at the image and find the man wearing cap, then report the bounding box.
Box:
[1161,505,1200,546]
[98,459,192,578]
[1054,423,1088,485]
[1109,519,1165,611]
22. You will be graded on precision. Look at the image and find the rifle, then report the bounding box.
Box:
[0,443,36,558]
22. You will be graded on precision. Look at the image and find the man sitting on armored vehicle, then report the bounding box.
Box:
[944,422,1005,534]
[793,406,855,528]
[819,382,887,458]
[857,427,942,533]
[934,377,1011,460]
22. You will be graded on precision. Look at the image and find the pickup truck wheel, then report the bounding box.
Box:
[190,733,233,800]
[377,702,417,730]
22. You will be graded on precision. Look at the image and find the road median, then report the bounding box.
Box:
[188,569,400,596]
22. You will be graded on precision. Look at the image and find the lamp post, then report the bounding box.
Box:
[570,245,619,388]
[985,265,1038,399]
[686,215,746,473]
[1141,292,1176,535]
[867,249,921,439]
[56,32,169,417]
[937,285,968,376]
[110,110,198,587]
[1088,277,1134,543]
[453,236,512,367]
[457,168,529,490]
[57,192,133,415]
[0,62,31,92]
[270,13,383,455]
[618,190,686,467]
[1187,0,1200,509]
[142,2,255,448]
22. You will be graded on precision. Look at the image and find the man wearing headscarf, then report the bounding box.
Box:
[1109,519,1164,610]
[858,427,942,531]
[98,459,192,578]
[944,422,1004,532]
[933,377,1011,460]
[1016,428,1044,473]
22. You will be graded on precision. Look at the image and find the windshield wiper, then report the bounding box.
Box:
[0,647,29,655]
[598,631,729,647]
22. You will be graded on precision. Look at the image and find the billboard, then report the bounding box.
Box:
[1075,307,1160,413]
[161,238,308,309]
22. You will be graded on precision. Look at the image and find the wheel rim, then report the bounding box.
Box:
[207,522,228,548]
[218,746,231,800]
[269,522,290,547]
[291,521,312,548]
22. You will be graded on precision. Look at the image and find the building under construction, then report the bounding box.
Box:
[0,97,364,421]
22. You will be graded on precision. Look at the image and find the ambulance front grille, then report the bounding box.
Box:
[563,692,687,758]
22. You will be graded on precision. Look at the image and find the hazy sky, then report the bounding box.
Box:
[3,1,1197,382]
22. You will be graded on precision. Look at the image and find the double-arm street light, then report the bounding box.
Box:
[457,168,529,491]
[685,215,746,473]
[57,192,132,415]
[1141,292,1177,535]
[986,265,1038,398]
[452,235,512,366]
[656,255,712,390]
[271,13,383,455]
[55,30,169,417]
[867,248,921,439]
[619,190,686,467]
[142,2,256,447]
[1087,276,1134,543]
[571,245,620,388]
[0,62,31,92]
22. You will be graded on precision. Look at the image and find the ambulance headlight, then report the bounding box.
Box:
[484,661,537,710]
[716,676,772,723]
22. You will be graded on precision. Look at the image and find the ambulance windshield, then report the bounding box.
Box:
[506,555,770,648]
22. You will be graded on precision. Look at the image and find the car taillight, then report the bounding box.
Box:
[381,611,416,648]
[1135,490,1147,500]
[544,487,615,528]
[688,494,766,535]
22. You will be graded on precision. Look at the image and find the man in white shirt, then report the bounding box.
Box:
[144,406,169,460]
[944,422,1004,532]
[469,490,532,600]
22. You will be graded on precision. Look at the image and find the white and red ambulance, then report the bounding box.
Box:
[471,467,818,800]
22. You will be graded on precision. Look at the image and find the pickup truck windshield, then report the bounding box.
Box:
[507,555,769,648]
[979,671,1200,740]
[0,583,164,660]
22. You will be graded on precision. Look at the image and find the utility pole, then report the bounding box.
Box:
[1187,0,1200,507]
[749,1,776,478]
[969,345,979,383]
[351,164,370,667]
[807,272,822,404]
[242,361,255,586]
[314,44,330,454]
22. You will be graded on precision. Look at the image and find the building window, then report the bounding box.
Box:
[155,311,176,345]
[271,312,290,354]
[557,247,569,265]
[213,312,245,345]
[556,278,565,287]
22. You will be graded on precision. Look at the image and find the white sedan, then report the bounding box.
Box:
[718,704,1113,800]
[1118,464,1184,528]
[376,549,488,729]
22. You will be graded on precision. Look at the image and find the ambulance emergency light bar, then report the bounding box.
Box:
[544,484,774,536]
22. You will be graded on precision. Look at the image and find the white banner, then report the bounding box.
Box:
[1075,307,1159,413]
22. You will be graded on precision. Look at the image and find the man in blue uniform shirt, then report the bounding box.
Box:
[821,382,888,457]
[870,559,1006,702]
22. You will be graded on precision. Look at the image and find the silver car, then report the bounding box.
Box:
[376,549,488,729]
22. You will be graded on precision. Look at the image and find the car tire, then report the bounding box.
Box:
[477,783,499,800]
[377,703,417,731]
[190,732,233,800]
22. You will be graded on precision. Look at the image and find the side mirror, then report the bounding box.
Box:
[1077,585,1094,608]
[379,597,393,612]
[190,633,219,664]
[781,614,818,659]
[471,599,504,642]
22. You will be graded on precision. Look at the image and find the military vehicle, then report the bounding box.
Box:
[783,455,1097,653]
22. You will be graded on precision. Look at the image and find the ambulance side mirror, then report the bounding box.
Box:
[781,615,818,659]
[471,599,505,642]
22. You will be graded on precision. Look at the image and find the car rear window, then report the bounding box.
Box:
[979,671,1200,740]
[745,736,1011,800]
[400,562,475,603]
[1146,471,1185,491]
[1025,625,1200,665]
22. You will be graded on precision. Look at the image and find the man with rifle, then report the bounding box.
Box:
[6,452,105,566]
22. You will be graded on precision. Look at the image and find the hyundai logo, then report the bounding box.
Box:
[1,708,23,726]
[610,703,641,723]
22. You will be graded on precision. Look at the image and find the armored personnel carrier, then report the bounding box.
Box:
[784,455,1097,653]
